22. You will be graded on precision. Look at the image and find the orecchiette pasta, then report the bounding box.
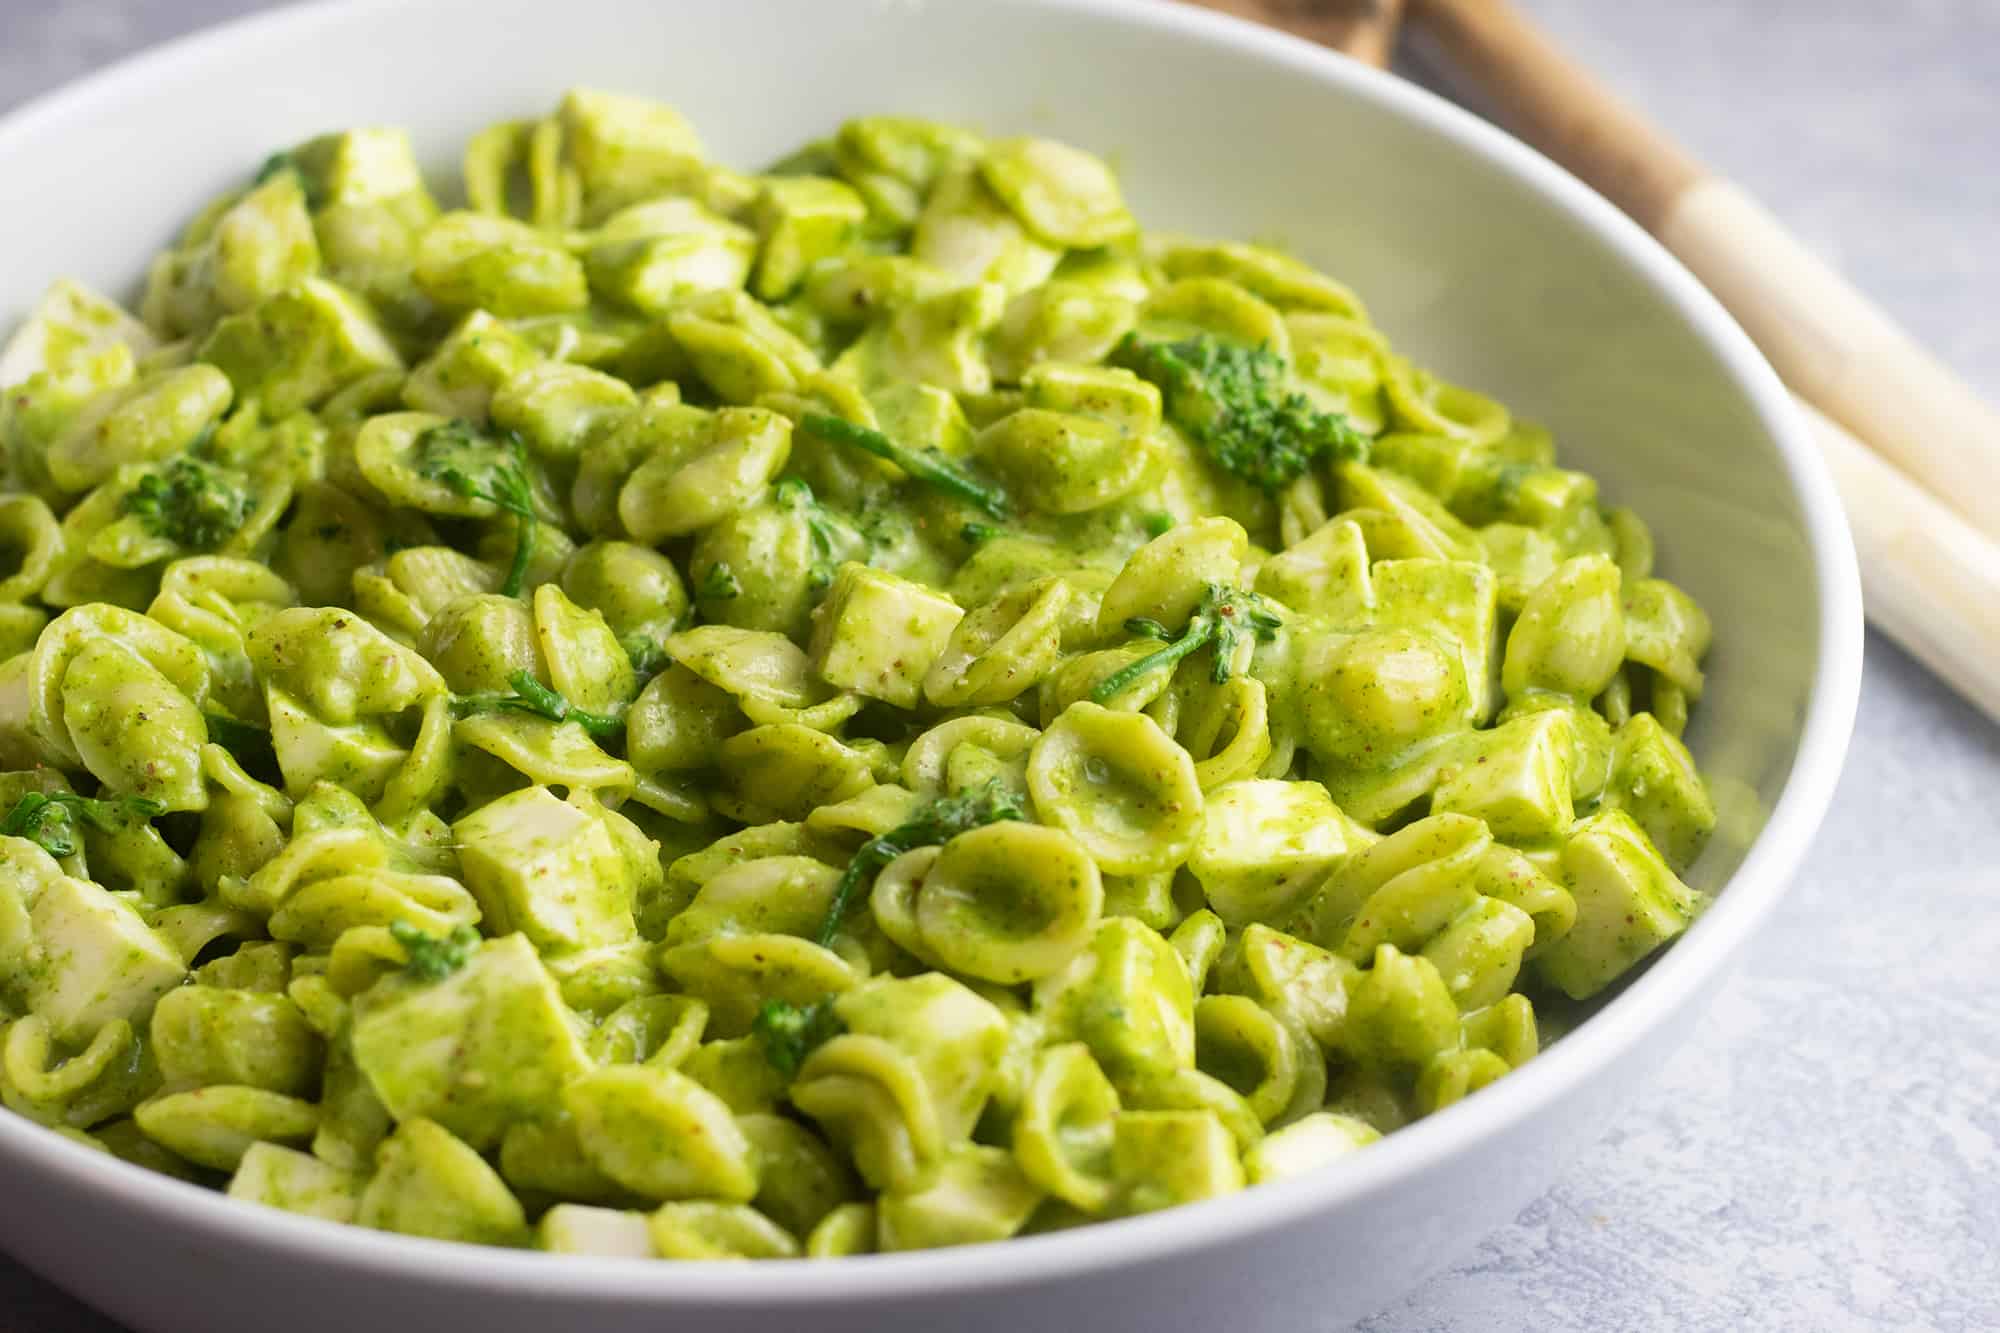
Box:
[0,90,1716,1260]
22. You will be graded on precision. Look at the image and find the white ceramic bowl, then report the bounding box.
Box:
[0,2,1861,1329]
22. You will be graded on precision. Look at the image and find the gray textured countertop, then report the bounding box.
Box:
[1,1,1995,1329]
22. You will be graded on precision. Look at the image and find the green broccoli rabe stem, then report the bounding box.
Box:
[816,843,900,950]
[814,777,1026,947]
[800,413,1011,520]
[1089,583,1282,704]
[415,421,539,597]
[388,920,481,982]
[0,791,166,859]
[450,669,624,739]
[751,997,845,1077]
[960,522,1006,546]
[1090,620,1217,704]
[496,504,535,597]
[1116,332,1367,491]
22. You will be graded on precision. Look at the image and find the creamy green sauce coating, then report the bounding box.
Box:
[0,88,1717,1258]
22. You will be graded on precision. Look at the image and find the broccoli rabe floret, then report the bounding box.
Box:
[751,997,845,1077]
[0,790,165,859]
[1116,332,1366,491]
[1090,581,1282,704]
[388,920,482,982]
[121,456,255,550]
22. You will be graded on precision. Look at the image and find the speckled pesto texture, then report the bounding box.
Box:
[0,88,1718,1262]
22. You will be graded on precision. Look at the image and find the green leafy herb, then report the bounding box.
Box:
[1089,583,1282,704]
[121,457,255,551]
[815,777,1026,947]
[252,151,296,185]
[774,477,862,591]
[0,791,167,859]
[251,149,324,207]
[752,997,845,1077]
[620,634,669,683]
[1116,333,1367,491]
[415,420,540,597]
[389,921,482,982]
[800,413,1011,519]
[698,562,742,601]
[451,669,624,739]
[762,140,842,179]
[203,711,282,784]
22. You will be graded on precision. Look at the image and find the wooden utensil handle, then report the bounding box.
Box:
[1180,0,2000,723]
[1405,0,2000,545]
[1176,0,1407,67]
[1801,394,2000,722]
[1660,182,2000,548]
[1401,0,1698,228]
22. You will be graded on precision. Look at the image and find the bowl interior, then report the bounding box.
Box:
[0,0,1856,1318]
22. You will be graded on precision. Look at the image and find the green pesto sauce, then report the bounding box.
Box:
[0,87,1718,1262]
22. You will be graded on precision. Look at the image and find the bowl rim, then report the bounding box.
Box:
[0,0,1862,1307]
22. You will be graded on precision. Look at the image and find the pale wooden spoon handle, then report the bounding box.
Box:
[1403,0,2000,545]
[1175,0,1408,67]
[1799,393,2000,722]
[1180,0,2000,722]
